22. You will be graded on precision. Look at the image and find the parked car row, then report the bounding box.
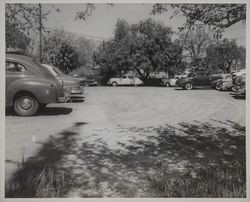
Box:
[170,69,246,96]
[107,70,246,96]
[5,53,85,116]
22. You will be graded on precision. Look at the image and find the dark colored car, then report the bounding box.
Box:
[233,73,246,95]
[43,64,84,102]
[6,54,70,116]
[72,74,98,86]
[176,71,222,90]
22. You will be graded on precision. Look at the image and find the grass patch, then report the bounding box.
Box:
[147,159,246,197]
[6,164,71,198]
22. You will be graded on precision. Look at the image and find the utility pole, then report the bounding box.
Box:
[39,3,42,63]
[213,30,223,71]
[214,30,222,45]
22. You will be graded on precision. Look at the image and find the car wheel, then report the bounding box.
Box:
[185,82,193,90]
[215,82,222,90]
[231,86,237,92]
[112,82,118,87]
[14,93,39,116]
[165,82,170,87]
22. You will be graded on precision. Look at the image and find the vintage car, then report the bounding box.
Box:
[233,72,246,95]
[42,64,84,102]
[71,74,98,86]
[169,74,188,87]
[210,74,231,89]
[107,75,143,86]
[176,71,222,90]
[6,54,70,116]
[213,74,234,91]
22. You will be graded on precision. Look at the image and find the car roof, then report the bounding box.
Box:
[6,53,34,63]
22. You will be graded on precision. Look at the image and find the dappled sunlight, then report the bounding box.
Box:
[6,120,245,197]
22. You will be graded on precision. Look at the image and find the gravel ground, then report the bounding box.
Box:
[5,86,245,197]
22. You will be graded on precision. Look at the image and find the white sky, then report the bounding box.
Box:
[42,3,246,46]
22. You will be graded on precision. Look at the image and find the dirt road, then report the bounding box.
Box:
[5,87,245,197]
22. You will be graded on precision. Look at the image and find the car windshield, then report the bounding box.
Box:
[44,65,58,77]
[53,66,65,76]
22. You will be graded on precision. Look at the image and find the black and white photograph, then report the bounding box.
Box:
[2,1,248,199]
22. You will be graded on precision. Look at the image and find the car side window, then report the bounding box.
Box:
[6,61,26,72]
[121,76,127,79]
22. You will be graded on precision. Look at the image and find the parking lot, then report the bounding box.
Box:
[5,86,245,197]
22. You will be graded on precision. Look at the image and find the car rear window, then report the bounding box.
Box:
[6,61,26,72]
[32,60,57,81]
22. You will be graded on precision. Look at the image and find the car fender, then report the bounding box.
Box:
[6,77,58,106]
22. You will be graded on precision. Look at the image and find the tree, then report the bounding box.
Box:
[6,21,31,51]
[152,4,246,28]
[43,29,96,71]
[205,39,245,73]
[54,42,80,73]
[94,19,183,81]
[114,19,130,41]
[181,25,212,65]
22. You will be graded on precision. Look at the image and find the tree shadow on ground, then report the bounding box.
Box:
[6,120,245,198]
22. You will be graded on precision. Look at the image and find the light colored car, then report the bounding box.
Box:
[170,74,188,87]
[6,54,70,116]
[214,75,233,91]
[42,64,84,102]
[107,75,143,86]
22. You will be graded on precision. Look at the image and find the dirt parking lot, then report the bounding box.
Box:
[5,86,245,197]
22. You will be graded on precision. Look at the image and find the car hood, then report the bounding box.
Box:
[56,75,79,86]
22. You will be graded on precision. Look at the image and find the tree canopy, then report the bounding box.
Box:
[181,25,212,65]
[94,18,183,81]
[42,29,96,73]
[152,4,246,28]
[205,39,245,73]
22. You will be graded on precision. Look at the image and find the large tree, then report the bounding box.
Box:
[94,19,183,81]
[205,39,245,73]
[42,29,96,73]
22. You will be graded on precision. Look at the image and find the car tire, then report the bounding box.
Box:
[165,82,170,87]
[112,82,118,87]
[14,93,39,116]
[185,82,193,90]
[215,82,222,91]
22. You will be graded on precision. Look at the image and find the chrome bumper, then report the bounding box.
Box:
[58,89,71,103]
[70,86,84,94]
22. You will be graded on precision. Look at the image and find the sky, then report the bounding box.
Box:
[42,4,246,47]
